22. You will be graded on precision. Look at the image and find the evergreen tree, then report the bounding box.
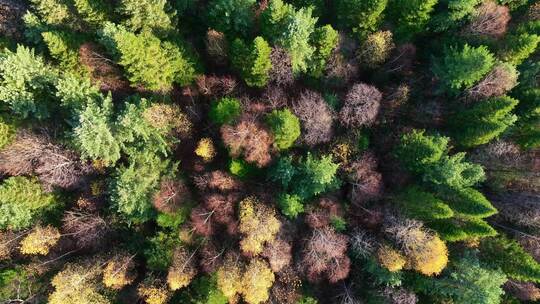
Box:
[430,0,483,32]
[513,88,540,149]
[450,95,518,147]
[209,97,242,125]
[308,25,339,78]
[118,0,177,34]
[396,186,454,221]
[423,153,486,189]
[333,0,388,36]
[0,177,57,231]
[480,236,540,283]
[41,30,82,72]
[230,37,272,88]
[110,151,172,223]
[0,117,16,150]
[260,0,318,73]
[206,0,256,38]
[73,95,121,166]
[99,23,198,91]
[432,44,495,92]
[266,108,301,150]
[388,0,439,40]
[394,129,449,174]
[429,217,497,242]
[0,45,58,119]
[29,0,72,26]
[73,0,112,27]
[500,32,540,65]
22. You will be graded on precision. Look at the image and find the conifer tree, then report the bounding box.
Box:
[266,108,301,150]
[333,0,388,36]
[231,37,272,88]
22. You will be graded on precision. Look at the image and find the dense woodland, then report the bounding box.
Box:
[0,0,539,303]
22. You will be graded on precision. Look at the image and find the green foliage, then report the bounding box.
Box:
[99,23,198,91]
[423,153,486,189]
[430,0,482,31]
[0,177,57,230]
[450,95,518,147]
[118,0,176,34]
[500,33,540,65]
[73,95,121,166]
[144,231,180,271]
[0,117,16,150]
[364,257,403,287]
[277,193,304,218]
[206,0,256,38]
[209,97,242,125]
[397,186,454,221]
[394,129,449,173]
[413,252,506,304]
[480,236,540,283]
[387,0,439,40]
[333,0,388,36]
[432,44,495,92]
[55,73,103,120]
[270,153,340,201]
[438,188,497,218]
[231,37,272,88]
[115,97,171,157]
[308,25,339,78]
[41,31,82,72]
[266,109,301,150]
[297,296,319,304]
[176,274,228,304]
[430,217,497,242]
[229,159,256,179]
[0,45,58,119]
[0,267,43,302]
[73,0,112,27]
[110,151,172,223]
[261,0,318,73]
[513,88,540,149]
[29,0,72,26]
[330,216,347,232]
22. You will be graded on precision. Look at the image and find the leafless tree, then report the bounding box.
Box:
[196,75,237,98]
[464,1,510,39]
[339,83,382,128]
[61,210,109,250]
[349,229,377,259]
[491,192,540,230]
[199,241,225,273]
[347,152,383,206]
[269,47,294,87]
[206,29,228,65]
[380,287,418,304]
[384,43,417,75]
[299,227,350,283]
[0,131,94,191]
[262,238,292,272]
[504,280,540,301]
[221,118,273,167]
[293,90,335,146]
[0,0,26,39]
[193,170,243,192]
[152,179,191,214]
[305,197,344,229]
[466,63,518,100]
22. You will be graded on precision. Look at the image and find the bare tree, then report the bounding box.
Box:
[464,1,510,39]
[299,227,351,283]
[0,131,94,191]
[269,47,294,87]
[152,179,191,214]
[205,29,228,65]
[0,0,27,39]
[221,118,273,167]
[504,280,540,301]
[347,152,384,206]
[466,63,518,100]
[262,238,292,272]
[196,75,237,98]
[61,210,109,250]
[293,90,335,146]
[193,170,243,192]
[339,83,382,128]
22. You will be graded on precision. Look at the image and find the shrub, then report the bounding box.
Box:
[231,37,272,88]
[209,97,242,125]
[266,109,301,150]
[0,177,57,231]
[432,44,495,92]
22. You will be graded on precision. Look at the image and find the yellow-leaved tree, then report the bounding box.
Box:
[167,246,198,290]
[238,197,280,255]
[49,263,110,304]
[102,254,137,289]
[20,225,61,255]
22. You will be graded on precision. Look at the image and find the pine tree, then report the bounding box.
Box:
[450,95,518,147]
[29,0,72,26]
[388,0,438,40]
[41,30,82,71]
[308,25,339,78]
[396,186,454,221]
[118,0,176,34]
[230,37,272,88]
[0,177,57,231]
[0,45,58,119]
[394,129,449,174]
[99,23,198,91]
[206,0,257,38]
[209,97,242,125]
[500,32,540,65]
[480,236,540,283]
[333,0,388,36]
[73,0,112,27]
[432,44,495,92]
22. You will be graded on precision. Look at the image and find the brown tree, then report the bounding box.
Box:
[299,227,351,283]
[305,197,344,229]
[152,179,191,214]
[384,43,417,76]
[262,238,292,272]
[0,0,26,39]
[347,152,384,206]
[269,267,302,304]
[466,63,518,101]
[269,47,294,87]
[221,118,273,167]
[504,280,540,301]
[339,83,382,128]
[464,1,510,39]
[61,210,109,250]
[196,75,237,98]
[193,170,243,192]
[0,131,94,191]
[293,90,335,146]
[380,286,419,304]
[491,192,540,230]
[199,241,225,274]
[206,29,228,65]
